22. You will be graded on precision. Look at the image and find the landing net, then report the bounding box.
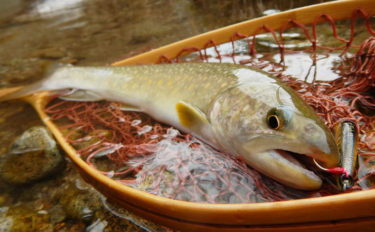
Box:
[45,9,375,203]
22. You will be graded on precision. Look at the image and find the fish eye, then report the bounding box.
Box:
[267,114,282,130]
[266,107,289,130]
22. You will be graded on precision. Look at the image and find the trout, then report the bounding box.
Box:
[1,63,339,190]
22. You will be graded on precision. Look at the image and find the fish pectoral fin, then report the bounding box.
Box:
[176,101,208,133]
[59,89,103,102]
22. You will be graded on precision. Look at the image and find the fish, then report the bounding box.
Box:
[0,63,340,190]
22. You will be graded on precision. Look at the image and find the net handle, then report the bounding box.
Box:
[113,0,375,66]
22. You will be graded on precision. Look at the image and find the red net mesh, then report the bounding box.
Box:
[45,9,375,203]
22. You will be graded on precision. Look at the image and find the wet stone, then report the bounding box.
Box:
[101,199,168,232]
[49,205,67,225]
[0,207,12,232]
[0,126,64,185]
[6,206,53,232]
[59,184,102,222]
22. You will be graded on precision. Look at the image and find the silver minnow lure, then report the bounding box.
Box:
[1,63,340,190]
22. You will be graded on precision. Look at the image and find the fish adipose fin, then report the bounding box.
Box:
[176,101,208,133]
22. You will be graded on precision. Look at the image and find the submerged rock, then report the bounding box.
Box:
[6,206,53,232]
[59,183,101,222]
[0,206,12,232]
[101,198,169,232]
[0,126,64,185]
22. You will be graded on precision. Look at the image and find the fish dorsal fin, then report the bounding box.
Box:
[176,101,208,133]
[59,89,103,102]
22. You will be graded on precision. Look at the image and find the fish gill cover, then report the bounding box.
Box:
[44,10,375,203]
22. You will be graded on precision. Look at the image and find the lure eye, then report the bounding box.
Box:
[267,114,282,130]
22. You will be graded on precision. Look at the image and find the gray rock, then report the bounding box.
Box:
[0,126,64,185]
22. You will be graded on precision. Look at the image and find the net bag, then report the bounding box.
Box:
[43,7,375,204]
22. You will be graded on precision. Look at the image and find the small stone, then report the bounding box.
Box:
[49,205,67,224]
[101,199,168,232]
[31,47,66,59]
[0,126,64,185]
[0,209,12,232]
[59,184,101,222]
[7,206,52,232]
[86,219,108,232]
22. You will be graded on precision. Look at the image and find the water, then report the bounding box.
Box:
[2,0,365,231]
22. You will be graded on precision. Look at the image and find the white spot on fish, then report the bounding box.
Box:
[95,69,115,77]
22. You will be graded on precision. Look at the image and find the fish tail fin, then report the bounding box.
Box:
[0,81,45,102]
[0,63,66,102]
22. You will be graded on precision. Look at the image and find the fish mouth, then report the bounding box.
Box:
[241,138,338,190]
[277,149,314,164]
[240,146,324,190]
[276,149,318,174]
[263,149,323,190]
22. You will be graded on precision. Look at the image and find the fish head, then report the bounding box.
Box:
[209,79,339,190]
[251,105,339,167]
